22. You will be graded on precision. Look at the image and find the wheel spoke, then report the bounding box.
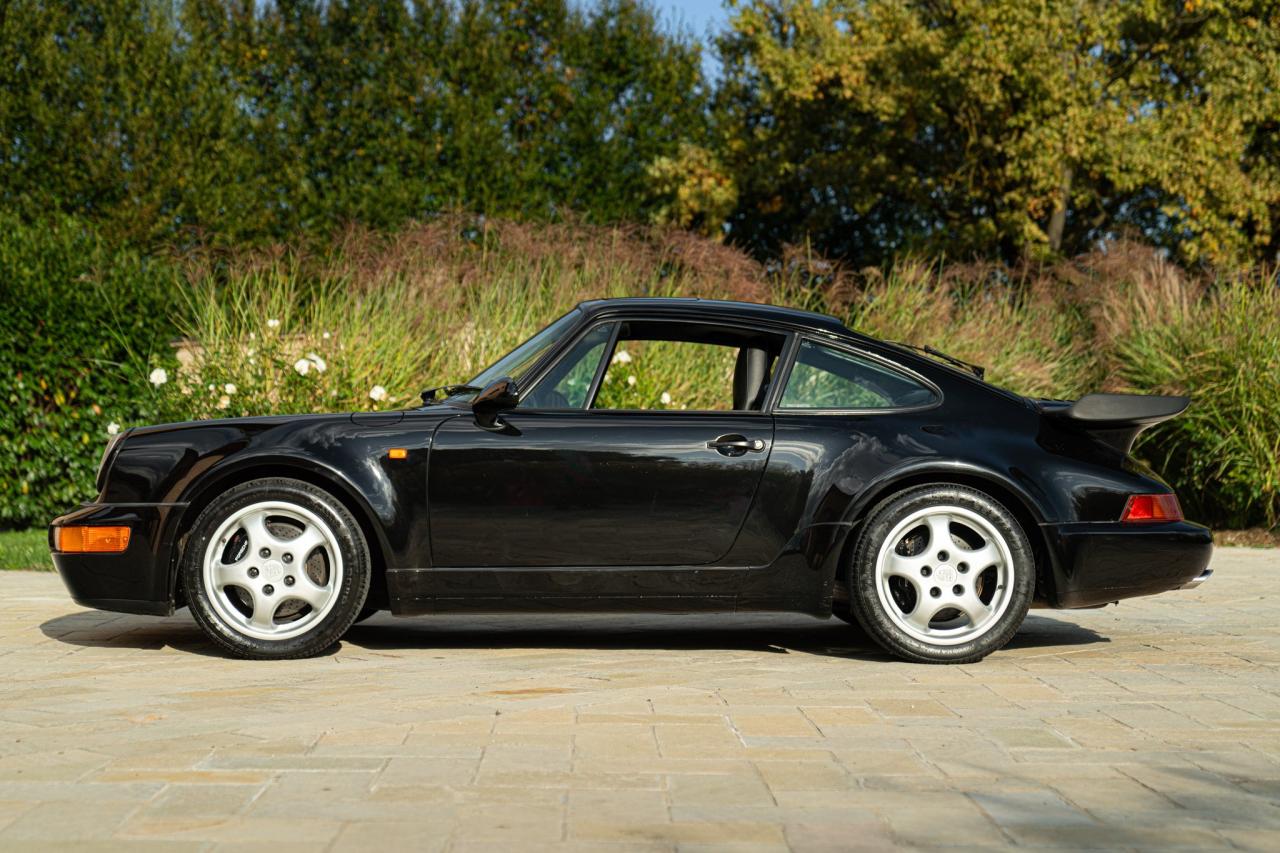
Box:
[282,526,327,563]
[904,599,942,632]
[247,593,277,630]
[211,560,248,589]
[283,576,330,610]
[925,514,954,552]
[953,589,994,626]
[884,551,926,580]
[959,542,1002,571]
[241,510,280,555]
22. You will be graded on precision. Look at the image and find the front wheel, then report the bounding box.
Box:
[847,484,1033,664]
[183,477,370,659]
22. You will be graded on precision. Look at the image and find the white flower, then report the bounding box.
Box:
[217,395,231,410]
[207,383,215,392]
[224,383,237,395]
[106,422,120,436]
[149,367,168,386]
[322,331,332,340]
[267,318,280,329]
[626,374,637,386]
[660,392,672,405]
[293,358,311,376]
[306,352,327,373]
[369,385,388,402]
[612,349,632,365]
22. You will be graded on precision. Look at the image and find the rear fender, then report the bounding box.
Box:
[809,462,1056,613]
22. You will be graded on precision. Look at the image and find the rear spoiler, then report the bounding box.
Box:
[1038,393,1189,455]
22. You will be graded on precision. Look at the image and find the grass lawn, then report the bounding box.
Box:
[0,529,52,571]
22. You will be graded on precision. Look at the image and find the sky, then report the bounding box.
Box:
[657,0,730,41]
[656,1,731,77]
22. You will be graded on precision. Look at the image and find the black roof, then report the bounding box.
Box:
[576,297,852,337]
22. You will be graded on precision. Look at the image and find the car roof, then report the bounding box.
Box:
[576,297,853,337]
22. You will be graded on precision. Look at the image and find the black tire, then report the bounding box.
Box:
[847,484,1033,664]
[182,477,371,659]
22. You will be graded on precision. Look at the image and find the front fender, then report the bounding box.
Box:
[100,414,440,607]
[165,450,397,565]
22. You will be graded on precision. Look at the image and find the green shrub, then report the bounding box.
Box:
[0,215,182,528]
[1116,281,1280,529]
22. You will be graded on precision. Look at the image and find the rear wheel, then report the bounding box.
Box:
[848,484,1032,664]
[183,478,370,659]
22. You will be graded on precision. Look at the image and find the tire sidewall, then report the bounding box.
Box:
[849,484,1033,664]
[183,478,370,659]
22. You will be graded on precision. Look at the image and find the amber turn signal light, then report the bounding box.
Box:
[1120,494,1183,523]
[55,525,131,553]
[388,448,408,460]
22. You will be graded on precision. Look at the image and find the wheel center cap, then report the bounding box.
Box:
[935,564,956,583]
[262,560,284,582]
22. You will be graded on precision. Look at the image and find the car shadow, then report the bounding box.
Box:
[39,610,1107,661]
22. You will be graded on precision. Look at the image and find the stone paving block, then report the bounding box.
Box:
[731,712,818,738]
[116,814,344,844]
[329,821,450,853]
[969,789,1097,829]
[0,800,36,834]
[667,772,774,807]
[1,800,140,841]
[754,760,851,792]
[866,698,956,718]
[143,783,262,818]
[572,818,786,845]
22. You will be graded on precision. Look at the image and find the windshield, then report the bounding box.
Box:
[464,309,580,392]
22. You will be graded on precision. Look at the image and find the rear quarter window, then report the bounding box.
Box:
[780,340,938,410]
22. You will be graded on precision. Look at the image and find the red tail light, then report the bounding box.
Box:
[1121,494,1183,523]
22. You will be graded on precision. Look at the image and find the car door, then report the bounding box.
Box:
[426,318,784,574]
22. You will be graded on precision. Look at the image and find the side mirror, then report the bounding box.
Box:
[472,377,519,430]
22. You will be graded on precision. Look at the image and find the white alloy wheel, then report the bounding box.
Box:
[202,500,344,641]
[874,504,1015,646]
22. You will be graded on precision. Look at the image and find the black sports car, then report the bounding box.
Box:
[49,298,1212,663]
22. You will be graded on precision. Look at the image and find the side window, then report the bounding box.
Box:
[780,341,937,410]
[591,321,786,412]
[522,323,614,409]
[595,339,737,411]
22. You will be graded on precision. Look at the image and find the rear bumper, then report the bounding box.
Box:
[48,503,185,616]
[1044,520,1213,608]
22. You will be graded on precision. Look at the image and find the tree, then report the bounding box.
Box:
[701,0,1280,266]
[0,1,709,245]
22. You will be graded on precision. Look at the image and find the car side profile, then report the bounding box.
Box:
[49,298,1213,663]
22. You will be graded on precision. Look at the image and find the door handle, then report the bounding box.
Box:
[707,434,767,456]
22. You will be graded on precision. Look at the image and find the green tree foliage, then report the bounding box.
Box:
[702,0,1280,266]
[0,0,708,245]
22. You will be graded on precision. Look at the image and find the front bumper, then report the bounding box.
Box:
[48,503,186,616]
[1044,520,1213,609]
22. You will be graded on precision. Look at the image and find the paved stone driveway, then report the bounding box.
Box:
[2,547,1278,851]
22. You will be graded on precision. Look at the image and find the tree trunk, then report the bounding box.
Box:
[1047,166,1073,252]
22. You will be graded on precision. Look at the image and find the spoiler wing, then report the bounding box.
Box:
[1039,393,1189,455]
